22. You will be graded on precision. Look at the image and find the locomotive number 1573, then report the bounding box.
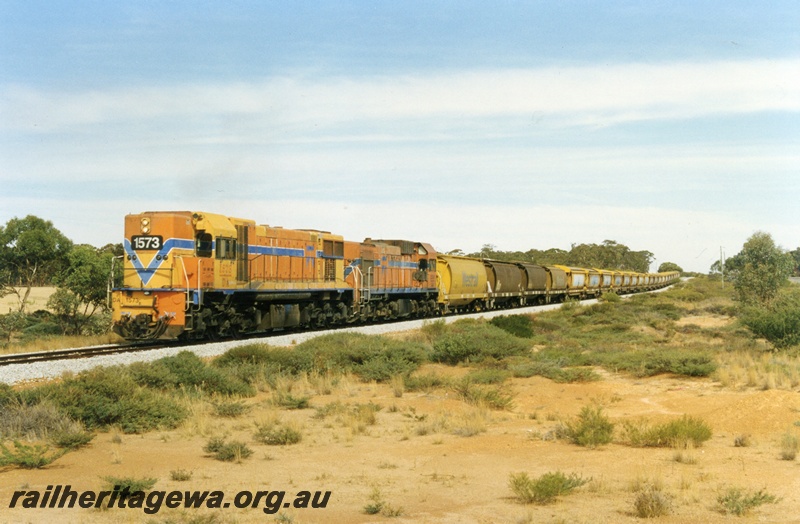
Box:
[131,235,163,250]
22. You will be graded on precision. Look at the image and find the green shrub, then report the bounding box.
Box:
[130,351,255,396]
[558,406,614,448]
[740,288,800,349]
[214,344,275,366]
[509,359,600,383]
[489,315,534,338]
[170,469,193,481]
[508,471,590,504]
[21,321,62,339]
[363,487,385,515]
[599,291,621,303]
[431,319,530,364]
[403,373,451,392]
[463,368,510,384]
[203,437,253,461]
[20,367,187,434]
[211,400,251,418]
[0,383,17,406]
[0,440,66,469]
[418,319,448,343]
[238,333,429,382]
[50,426,94,449]
[593,348,716,378]
[717,487,778,516]
[101,475,158,492]
[214,344,306,379]
[253,422,302,446]
[272,392,310,410]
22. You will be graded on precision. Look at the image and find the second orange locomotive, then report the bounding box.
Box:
[111,211,439,340]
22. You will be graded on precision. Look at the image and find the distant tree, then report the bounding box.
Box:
[99,243,124,257]
[50,245,114,334]
[0,216,72,312]
[658,262,683,273]
[730,232,793,305]
[565,240,652,272]
[789,247,800,276]
[0,311,27,343]
[740,286,800,349]
[464,241,654,271]
[533,248,570,266]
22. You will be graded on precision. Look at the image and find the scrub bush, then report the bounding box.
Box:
[203,437,253,462]
[508,471,590,504]
[558,406,615,448]
[0,440,66,469]
[431,319,530,364]
[130,351,255,396]
[489,314,534,338]
[253,421,303,446]
[21,367,187,434]
[717,487,778,516]
[740,288,800,349]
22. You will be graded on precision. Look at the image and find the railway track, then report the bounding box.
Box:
[0,341,173,367]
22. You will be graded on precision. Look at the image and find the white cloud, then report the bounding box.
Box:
[2,59,798,132]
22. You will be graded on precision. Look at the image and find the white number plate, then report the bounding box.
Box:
[131,235,163,250]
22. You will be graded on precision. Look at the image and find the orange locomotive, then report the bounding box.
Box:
[111,211,438,340]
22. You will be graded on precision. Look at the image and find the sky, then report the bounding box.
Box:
[1,1,798,273]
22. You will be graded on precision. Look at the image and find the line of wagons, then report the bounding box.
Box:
[439,254,679,312]
[111,211,679,340]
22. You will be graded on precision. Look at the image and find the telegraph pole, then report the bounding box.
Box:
[720,247,725,289]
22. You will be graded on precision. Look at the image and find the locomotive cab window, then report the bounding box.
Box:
[418,259,428,271]
[323,240,344,257]
[216,237,237,260]
[196,232,213,257]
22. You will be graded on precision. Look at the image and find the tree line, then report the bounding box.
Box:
[454,240,676,274]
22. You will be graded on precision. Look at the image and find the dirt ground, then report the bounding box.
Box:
[3,318,800,523]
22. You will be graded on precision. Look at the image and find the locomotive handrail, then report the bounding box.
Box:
[196,259,202,305]
[353,266,371,304]
[176,255,191,311]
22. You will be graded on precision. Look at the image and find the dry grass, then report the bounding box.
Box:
[412,406,492,438]
[715,351,800,390]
